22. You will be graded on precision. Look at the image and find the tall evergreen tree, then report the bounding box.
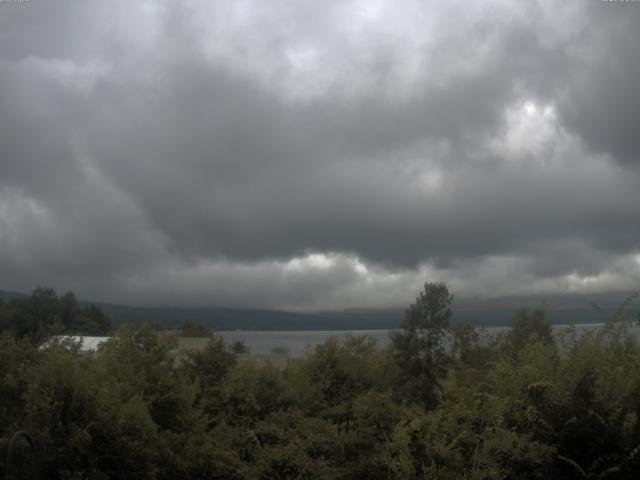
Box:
[390,281,453,407]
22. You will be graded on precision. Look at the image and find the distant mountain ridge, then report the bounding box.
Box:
[1,289,638,330]
[0,290,28,301]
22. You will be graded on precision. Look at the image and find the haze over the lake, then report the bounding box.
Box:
[1,1,639,310]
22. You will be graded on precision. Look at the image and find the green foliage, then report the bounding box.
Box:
[182,336,236,388]
[0,287,111,343]
[390,281,453,407]
[451,322,495,367]
[508,307,553,352]
[179,320,213,338]
[2,285,640,478]
[23,348,159,478]
[248,410,342,479]
[231,340,250,354]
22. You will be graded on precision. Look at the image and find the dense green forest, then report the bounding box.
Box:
[2,284,640,478]
[0,287,111,343]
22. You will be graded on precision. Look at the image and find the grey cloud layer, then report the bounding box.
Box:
[1,0,639,307]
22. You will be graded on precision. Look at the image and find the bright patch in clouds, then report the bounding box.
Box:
[490,99,559,163]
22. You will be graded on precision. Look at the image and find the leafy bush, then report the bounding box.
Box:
[1,285,640,478]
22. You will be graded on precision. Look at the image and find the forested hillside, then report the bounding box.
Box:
[0,287,111,343]
[3,288,636,331]
[1,283,640,478]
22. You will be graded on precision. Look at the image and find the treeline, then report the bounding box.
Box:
[1,284,640,478]
[0,286,111,342]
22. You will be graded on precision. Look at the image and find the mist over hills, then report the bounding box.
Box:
[0,290,28,301]
[2,289,638,331]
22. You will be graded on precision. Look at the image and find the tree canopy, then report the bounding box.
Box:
[1,284,640,478]
[0,287,111,343]
[389,281,454,406]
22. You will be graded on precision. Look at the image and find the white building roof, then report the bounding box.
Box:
[41,335,112,352]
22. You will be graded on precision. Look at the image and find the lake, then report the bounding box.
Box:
[217,322,640,356]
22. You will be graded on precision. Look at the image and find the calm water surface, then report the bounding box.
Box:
[217,323,640,355]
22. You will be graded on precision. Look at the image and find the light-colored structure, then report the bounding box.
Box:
[40,335,112,356]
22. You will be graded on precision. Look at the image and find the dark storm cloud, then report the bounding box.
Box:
[1,0,639,307]
[556,3,640,164]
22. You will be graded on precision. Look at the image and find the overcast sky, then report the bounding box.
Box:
[1,0,639,310]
